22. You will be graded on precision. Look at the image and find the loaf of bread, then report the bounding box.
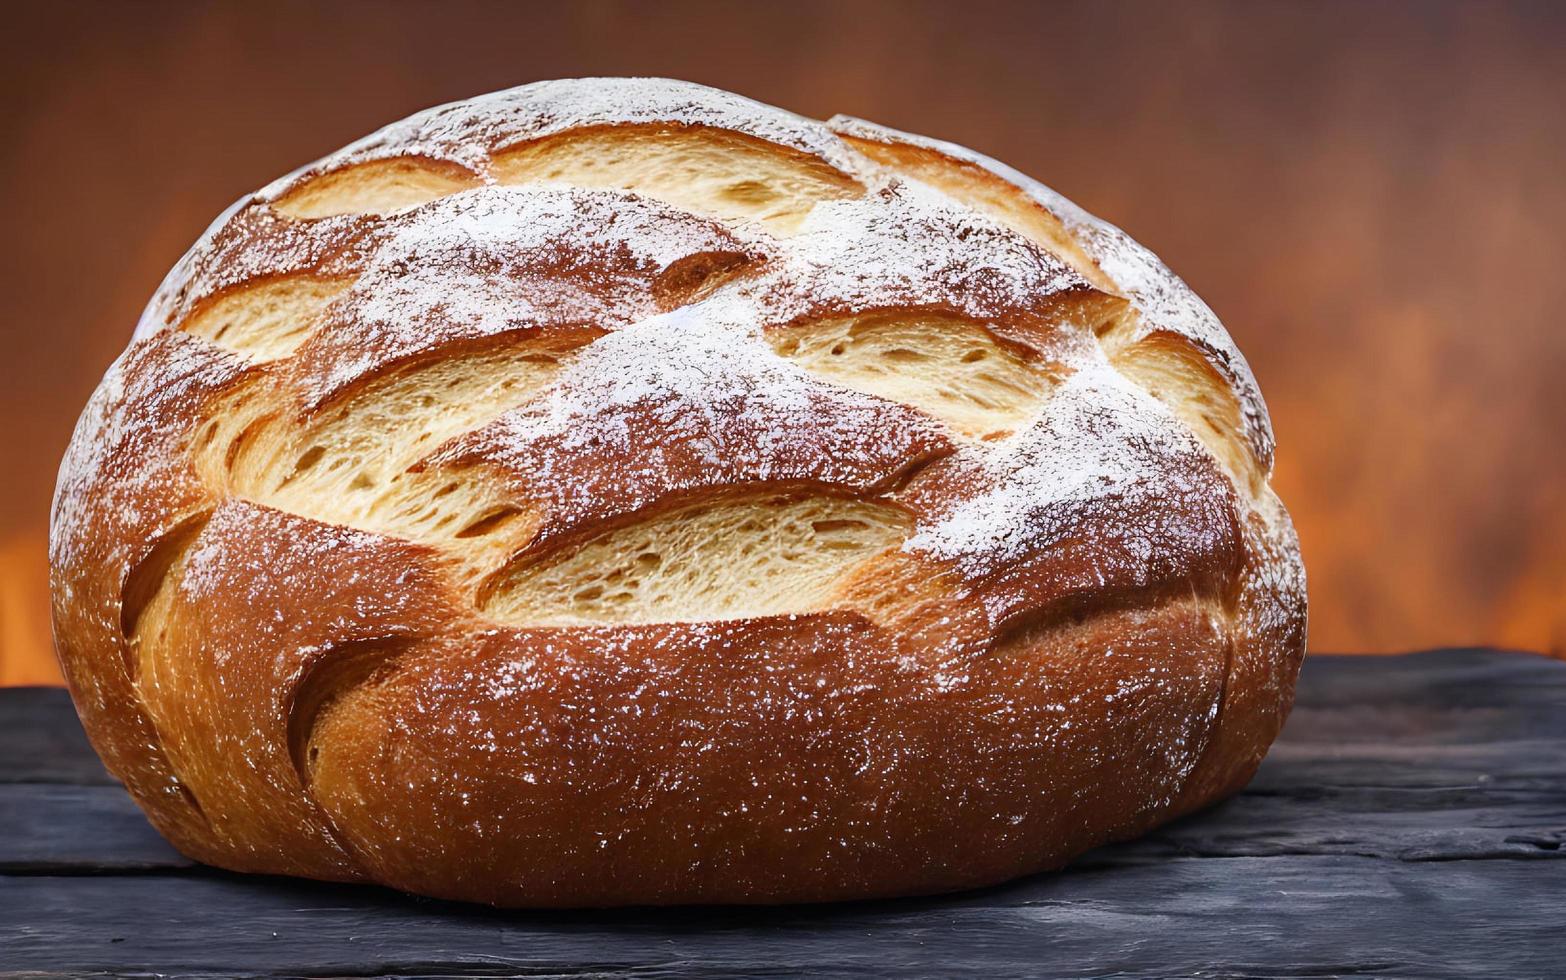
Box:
[50,79,1305,906]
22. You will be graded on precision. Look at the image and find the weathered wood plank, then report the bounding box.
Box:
[0,857,1561,978]
[0,650,1561,977]
[0,784,190,872]
[0,685,112,785]
[7,744,1564,873]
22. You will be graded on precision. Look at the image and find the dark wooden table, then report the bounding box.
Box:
[2,649,1562,979]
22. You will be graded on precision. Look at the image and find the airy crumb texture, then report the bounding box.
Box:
[485,494,912,626]
[50,78,1306,907]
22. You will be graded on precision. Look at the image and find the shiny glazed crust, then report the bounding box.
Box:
[50,78,1306,906]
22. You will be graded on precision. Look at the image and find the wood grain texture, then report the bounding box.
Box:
[1,649,1562,978]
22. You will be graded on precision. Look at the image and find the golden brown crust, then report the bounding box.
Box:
[51,78,1306,906]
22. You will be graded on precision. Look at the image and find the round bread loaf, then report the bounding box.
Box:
[50,78,1305,906]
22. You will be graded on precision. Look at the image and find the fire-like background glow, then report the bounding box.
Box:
[3,1,1562,684]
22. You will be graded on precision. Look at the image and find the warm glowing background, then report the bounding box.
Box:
[3,1,1562,684]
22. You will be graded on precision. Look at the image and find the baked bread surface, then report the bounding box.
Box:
[50,78,1306,906]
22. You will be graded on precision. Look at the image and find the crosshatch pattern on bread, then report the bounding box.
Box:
[50,78,1306,906]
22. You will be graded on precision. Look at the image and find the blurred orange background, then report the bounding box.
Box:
[3,1,1562,684]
